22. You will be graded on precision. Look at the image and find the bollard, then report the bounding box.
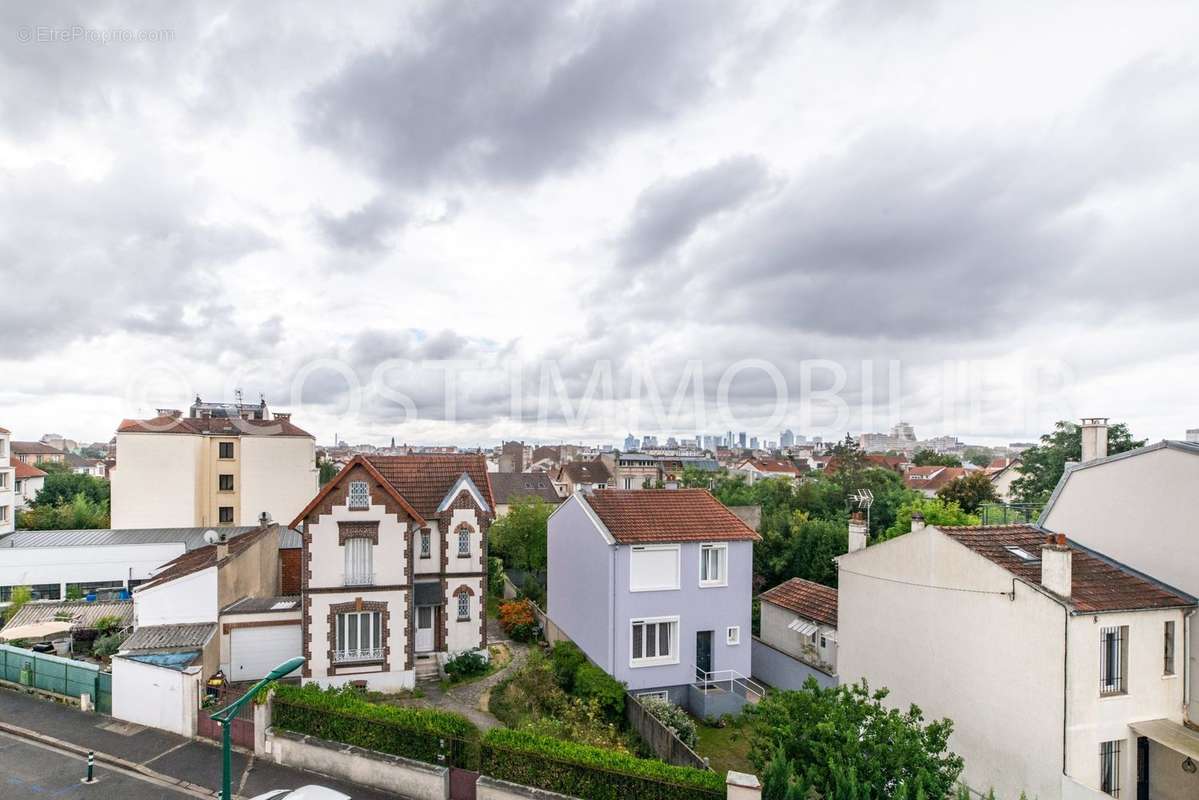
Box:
[81,751,97,784]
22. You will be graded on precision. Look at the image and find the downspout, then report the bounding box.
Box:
[610,543,618,671]
[1185,608,1196,726]
[1062,600,1070,776]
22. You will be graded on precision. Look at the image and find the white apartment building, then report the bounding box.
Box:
[111,403,317,530]
[837,520,1196,800]
[0,427,14,534]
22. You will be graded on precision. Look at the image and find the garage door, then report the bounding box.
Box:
[229,625,302,681]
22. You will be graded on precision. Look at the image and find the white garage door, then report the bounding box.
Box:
[230,625,303,681]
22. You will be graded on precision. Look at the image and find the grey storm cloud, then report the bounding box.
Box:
[302,0,782,187]
[617,156,770,267]
[314,197,408,254]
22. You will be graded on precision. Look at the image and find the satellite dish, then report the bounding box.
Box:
[203,529,222,545]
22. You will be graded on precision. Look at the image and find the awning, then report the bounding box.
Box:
[1129,719,1199,761]
[414,581,443,606]
[787,619,819,636]
[0,621,72,641]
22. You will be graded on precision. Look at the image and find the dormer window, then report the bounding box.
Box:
[348,480,370,510]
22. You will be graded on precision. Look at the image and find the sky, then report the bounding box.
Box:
[2,0,1198,449]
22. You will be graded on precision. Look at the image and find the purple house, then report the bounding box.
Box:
[547,489,763,715]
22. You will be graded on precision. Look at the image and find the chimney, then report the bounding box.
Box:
[1186,429,1199,444]
[1080,418,1109,463]
[1040,533,1072,597]
[848,512,868,553]
[216,541,229,561]
[156,408,183,419]
[274,412,291,422]
[910,512,926,534]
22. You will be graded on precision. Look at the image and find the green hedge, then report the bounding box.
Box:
[572,662,625,721]
[481,728,725,800]
[272,684,479,768]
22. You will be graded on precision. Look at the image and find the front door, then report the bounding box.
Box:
[416,605,435,652]
[696,630,713,677]
[1136,736,1149,800]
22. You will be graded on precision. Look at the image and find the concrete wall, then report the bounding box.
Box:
[750,637,835,690]
[111,656,201,736]
[112,432,202,528]
[477,776,579,800]
[837,526,1067,800]
[547,496,615,672]
[1041,444,1199,721]
[759,601,836,670]
[1148,739,1199,799]
[216,527,281,611]
[265,728,449,800]
[613,539,753,691]
[0,541,188,598]
[135,567,219,626]
[238,434,317,527]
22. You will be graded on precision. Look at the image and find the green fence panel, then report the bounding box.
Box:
[0,643,99,700]
[95,672,112,714]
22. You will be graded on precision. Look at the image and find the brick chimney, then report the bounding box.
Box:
[1080,418,1109,463]
[848,512,868,553]
[156,408,183,419]
[1040,533,1072,597]
[910,512,926,534]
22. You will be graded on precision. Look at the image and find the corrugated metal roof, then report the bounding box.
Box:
[1,600,133,631]
[279,528,303,549]
[0,526,260,550]
[222,596,300,614]
[123,622,217,651]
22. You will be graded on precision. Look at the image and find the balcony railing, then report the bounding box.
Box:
[692,666,765,701]
[333,647,384,664]
[341,572,375,587]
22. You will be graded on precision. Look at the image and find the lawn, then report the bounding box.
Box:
[693,716,755,776]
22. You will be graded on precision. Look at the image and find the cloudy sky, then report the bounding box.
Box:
[3,0,1198,448]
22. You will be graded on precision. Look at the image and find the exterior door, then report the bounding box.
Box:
[696,630,713,676]
[1136,736,1149,800]
[416,605,435,652]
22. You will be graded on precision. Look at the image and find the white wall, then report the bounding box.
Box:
[445,576,485,654]
[112,432,201,528]
[306,588,412,690]
[0,542,187,596]
[112,656,201,736]
[134,567,219,625]
[239,435,317,526]
[837,527,1067,800]
[308,502,410,588]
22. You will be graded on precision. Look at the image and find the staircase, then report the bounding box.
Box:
[414,655,440,682]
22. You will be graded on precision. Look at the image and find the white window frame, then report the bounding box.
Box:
[348,480,370,510]
[629,615,680,668]
[629,544,681,592]
[335,610,383,663]
[726,626,741,646]
[699,543,728,588]
[457,525,471,558]
[457,592,470,621]
[343,537,374,586]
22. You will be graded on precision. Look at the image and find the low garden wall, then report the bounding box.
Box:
[625,692,708,770]
[750,636,835,690]
[265,728,449,800]
[476,776,578,800]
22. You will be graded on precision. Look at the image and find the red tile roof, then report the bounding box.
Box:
[367,454,494,518]
[904,466,968,492]
[11,458,47,479]
[743,458,801,475]
[117,416,313,438]
[488,472,563,505]
[557,460,612,485]
[941,525,1196,613]
[12,441,63,455]
[583,489,760,544]
[138,525,277,591]
[760,577,838,627]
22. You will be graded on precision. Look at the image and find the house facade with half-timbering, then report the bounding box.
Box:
[290,453,493,690]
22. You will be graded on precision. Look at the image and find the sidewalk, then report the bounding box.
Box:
[0,685,403,799]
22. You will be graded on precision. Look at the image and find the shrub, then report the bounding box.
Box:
[549,641,586,692]
[487,556,506,598]
[445,650,489,681]
[498,599,538,642]
[92,632,126,658]
[572,662,625,721]
[93,615,124,636]
[640,697,697,748]
[272,683,479,767]
[482,728,724,800]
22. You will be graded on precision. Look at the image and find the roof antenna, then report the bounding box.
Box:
[850,488,874,531]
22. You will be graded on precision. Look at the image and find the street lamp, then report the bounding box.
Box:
[210,656,305,800]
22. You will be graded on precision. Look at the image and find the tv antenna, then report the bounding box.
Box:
[850,488,874,530]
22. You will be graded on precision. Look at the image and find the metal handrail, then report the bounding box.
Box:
[333,647,384,664]
[692,665,765,698]
[341,572,376,587]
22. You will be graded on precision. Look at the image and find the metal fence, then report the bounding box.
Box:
[0,643,105,703]
[979,502,1044,526]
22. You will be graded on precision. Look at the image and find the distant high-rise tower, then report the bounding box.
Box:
[624,433,639,451]
[780,429,795,448]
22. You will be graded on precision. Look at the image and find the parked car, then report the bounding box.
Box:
[248,787,351,800]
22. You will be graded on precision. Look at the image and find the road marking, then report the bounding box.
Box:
[142,738,193,767]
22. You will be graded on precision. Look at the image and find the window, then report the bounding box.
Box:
[457,592,470,621]
[623,477,634,489]
[727,626,741,645]
[218,441,235,459]
[699,543,728,587]
[630,617,679,666]
[0,584,62,602]
[218,506,234,524]
[1164,620,1176,675]
[1100,626,1128,696]
[1003,545,1038,562]
[344,537,373,586]
[1100,740,1121,797]
[348,480,370,510]
[0,506,6,524]
[0,472,7,489]
[420,530,431,559]
[457,524,471,558]
[65,580,124,599]
[218,474,234,492]
[335,610,382,663]
[629,545,680,592]
[637,690,670,703]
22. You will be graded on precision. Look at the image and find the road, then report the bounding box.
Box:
[0,686,407,799]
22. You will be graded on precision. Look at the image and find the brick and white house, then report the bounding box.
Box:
[290,454,493,690]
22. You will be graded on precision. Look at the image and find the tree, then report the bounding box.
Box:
[881,497,979,541]
[1010,420,1145,504]
[3,586,32,623]
[935,472,999,515]
[317,459,338,486]
[912,450,962,468]
[748,679,963,800]
[489,496,554,573]
[18,493,110,530]
[30,469,109,508]
[962,448,994,468]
